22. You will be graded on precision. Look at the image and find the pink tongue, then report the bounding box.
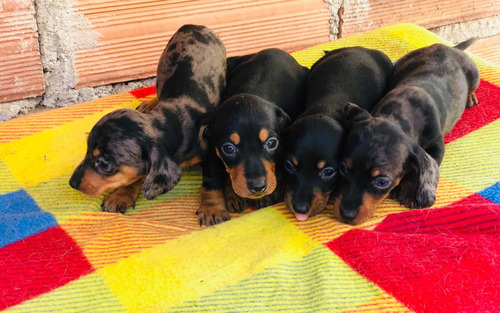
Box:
[295,213,309,221]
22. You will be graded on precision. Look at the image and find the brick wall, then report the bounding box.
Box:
[1,0,499,119]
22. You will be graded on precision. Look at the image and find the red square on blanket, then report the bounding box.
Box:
[327,203,500,312]
[444,79,500,143]
[0,226,94,310]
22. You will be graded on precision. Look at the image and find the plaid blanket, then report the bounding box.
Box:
[1,24,499,312]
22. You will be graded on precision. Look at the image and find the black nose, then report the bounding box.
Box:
[69,165,84,190]
[340,208,358,221]
[69,176,80,190]
[293,203,309,214]
[247,179,267,193]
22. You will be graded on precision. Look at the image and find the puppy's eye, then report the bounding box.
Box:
[374,176,390,189]
[264,137,279,151]
[339,163,348,176]
[95,157,113,173]
[284,160,295,174]
[320,167,336,180]
[221,143,237,156]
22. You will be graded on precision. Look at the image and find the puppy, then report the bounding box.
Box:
[281,47,393,221]
[196,48,309,226]
[69,24,226,213]
[333,39,480,224]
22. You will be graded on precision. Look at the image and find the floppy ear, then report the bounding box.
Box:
[142,145,181,200]
[275,106,292,132]
[196,111,216,154]
[405,145,440,208]
[343,102,371,125]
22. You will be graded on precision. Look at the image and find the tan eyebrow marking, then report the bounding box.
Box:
[292,157,299,166]
[317,160,326,169]
[346,159,352,169]
[230,133,240,145]
[93,149,101,157]
[371,168,382,177]
[259,128,269,143]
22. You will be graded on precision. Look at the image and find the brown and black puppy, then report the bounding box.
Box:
[69,24,226,213]
[333,39,480,224]
[281,47,393,221]
[196,48,309,226]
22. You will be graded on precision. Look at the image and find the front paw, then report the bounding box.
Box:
[225,190,248,213]
[466,92,478,108]
[393,185,435,209]
[136,98,158,113]
[414,187,436,208]
[254,188,283,208]
[196,204,230,226]
[253,194,279,209]
[101,191,135,213]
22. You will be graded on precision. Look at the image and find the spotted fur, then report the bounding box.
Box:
[333,40,480,225]
[69,25,226,213]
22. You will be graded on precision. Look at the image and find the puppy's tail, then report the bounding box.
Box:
[454,38,479,51]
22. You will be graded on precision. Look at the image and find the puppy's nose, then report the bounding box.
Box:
[293,203,309,214]
[340,208,358,222]
[247,179,267,193]
[69,176,80,190]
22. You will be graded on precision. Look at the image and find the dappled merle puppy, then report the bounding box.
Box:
[333,39,480,225]
[69,24,226,213]
[281,46,393,221]
[196,48,309,226]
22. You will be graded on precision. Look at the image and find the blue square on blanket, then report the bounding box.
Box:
[478,182,500,204]
[0,189,58,248]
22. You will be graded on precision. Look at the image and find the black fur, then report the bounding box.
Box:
[197,48,309,226]
[281,46,393,220]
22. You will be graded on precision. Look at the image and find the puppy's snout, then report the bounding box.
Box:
[69,164,84,190]
[340,208,358,222]
[293,202,309,215]
[247,178,267,194]
[69,177,80,190]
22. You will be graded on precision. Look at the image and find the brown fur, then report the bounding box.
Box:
[102,179,144,213]
[197,187,230,226]
[79,166,140,196]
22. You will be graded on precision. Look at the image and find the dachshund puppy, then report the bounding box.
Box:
[197,48,309,226]
[281,47,393,221]
[69,24,226,213]
[333,39,480,224]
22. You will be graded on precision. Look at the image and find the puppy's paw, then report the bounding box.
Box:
[466,92,478,108]
[225,191,248,213]
[253,194,280,209]
[414,187,436,209]
[102,191,135,213]
[196,204,230,226]
[136,98,158,113]
[394,185,435,209]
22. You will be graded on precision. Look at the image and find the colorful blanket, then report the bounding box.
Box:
[1,24,499,312]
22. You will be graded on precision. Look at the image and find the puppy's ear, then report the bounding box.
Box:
[343,102,371,125]
[196,111,216,153]
[142,146,181,200]
[406,145,440,208]
[275,107,292,132]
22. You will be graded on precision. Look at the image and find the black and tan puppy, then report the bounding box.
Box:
[333,39,480,224]
[69,24,226,213]
[281,47,393,221]
[196,48,309,226]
